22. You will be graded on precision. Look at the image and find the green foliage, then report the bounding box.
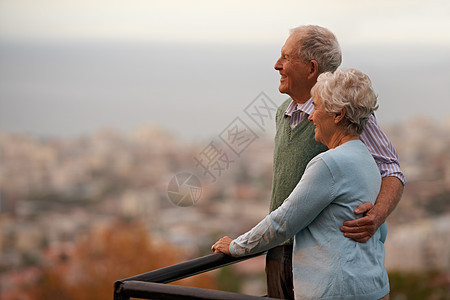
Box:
[389,270,450,300]
[217,265,242,293]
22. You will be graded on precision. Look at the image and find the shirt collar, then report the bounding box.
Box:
[284,97,315,117]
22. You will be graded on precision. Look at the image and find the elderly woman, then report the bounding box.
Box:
[212,69,389,300]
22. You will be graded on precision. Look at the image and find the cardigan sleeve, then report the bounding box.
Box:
[230,155,335,257]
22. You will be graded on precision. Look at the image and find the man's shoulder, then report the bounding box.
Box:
[276,98,292,115]
[279,98,292,110]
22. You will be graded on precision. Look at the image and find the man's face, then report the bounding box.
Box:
[274,34,312,102]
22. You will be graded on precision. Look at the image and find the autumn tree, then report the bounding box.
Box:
[34,219,216,299]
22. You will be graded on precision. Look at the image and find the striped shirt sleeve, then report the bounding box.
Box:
[360,115,406,185]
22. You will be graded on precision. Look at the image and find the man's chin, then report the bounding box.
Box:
[278,86,288,95]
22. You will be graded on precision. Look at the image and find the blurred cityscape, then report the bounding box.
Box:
[0,115,449,299]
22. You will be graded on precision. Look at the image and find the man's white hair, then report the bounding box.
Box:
[290,25,342,74]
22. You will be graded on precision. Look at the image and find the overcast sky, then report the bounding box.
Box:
[1,0,449,45]
[1,0,449,140]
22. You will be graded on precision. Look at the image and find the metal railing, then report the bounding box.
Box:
[113,251,278,300]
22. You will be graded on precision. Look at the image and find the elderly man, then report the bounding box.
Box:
[266,25,405,299]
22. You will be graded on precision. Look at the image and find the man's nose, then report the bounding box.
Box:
[274,58,282,70]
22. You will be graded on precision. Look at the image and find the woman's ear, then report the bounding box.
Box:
[334,107,346,124]
[308,60,319,79]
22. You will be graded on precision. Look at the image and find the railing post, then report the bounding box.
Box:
[114,281,129,300]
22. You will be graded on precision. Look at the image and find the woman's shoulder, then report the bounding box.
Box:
[319,140,373,168]
[315,140,380,189]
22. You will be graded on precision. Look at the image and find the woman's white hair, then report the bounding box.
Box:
[311,69,379,135]
[290,25,342,73]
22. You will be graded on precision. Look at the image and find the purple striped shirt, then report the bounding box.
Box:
[285,98,406,185]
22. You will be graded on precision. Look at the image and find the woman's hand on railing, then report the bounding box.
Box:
[211,236,233,256]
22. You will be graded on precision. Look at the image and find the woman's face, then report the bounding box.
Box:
[308,96,336,147]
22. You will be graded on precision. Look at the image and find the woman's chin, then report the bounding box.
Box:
[314,134,326,146]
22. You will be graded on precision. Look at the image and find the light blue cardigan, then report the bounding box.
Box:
[230,140,389,300]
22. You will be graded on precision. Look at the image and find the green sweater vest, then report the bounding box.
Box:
[270,99,328,244]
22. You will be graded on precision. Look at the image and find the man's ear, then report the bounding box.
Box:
[335,107,346,124]
[308,60,319,79]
